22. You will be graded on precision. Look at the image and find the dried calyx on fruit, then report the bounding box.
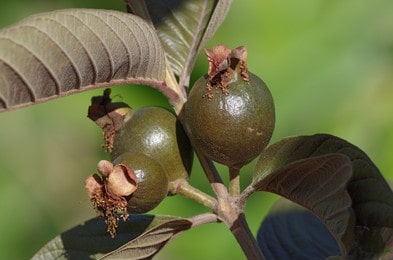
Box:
[113,152,169,213]
[85,160,138,237]
[184,45,275,169]
[87,88,133,153]
[85,153,168,237]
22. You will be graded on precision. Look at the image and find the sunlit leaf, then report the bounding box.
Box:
[126,0,233,87]
[0,9,177,112]
[257,198,341,260]
[252,133,393,256]
[252,153,355,254]
[32,214,192,260]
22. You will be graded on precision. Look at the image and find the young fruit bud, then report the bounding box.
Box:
[184,45,275,168]
[112,106,193,187]
[97,160,114,177]
[113,152,169,214]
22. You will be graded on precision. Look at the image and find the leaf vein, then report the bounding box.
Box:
[103,14,135,79]
[82,11,116,81]
[28,15,94,87]
[0,55,36,103]
[6,24,67,94]
[61,11,106,85]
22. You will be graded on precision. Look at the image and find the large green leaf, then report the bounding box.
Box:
[252,153,355,254]
[126,0,233,88]
[32,214,192,260]
[252,133,393,256]
[0,9,176,112]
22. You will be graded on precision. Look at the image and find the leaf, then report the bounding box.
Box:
[32,214,192,260]
[258,200,393,260]
[0,9,177,112]
[252,133,393,256]
[380,228,393,260]
[257,198,341,260]
[253,134,393,229]
[100,216,192,259]
[252,153,355,255]
[126,0,233,87]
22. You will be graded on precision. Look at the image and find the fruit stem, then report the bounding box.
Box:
[197,149,223,184]
[229,213,265,260]
[175,179,217,211]
[194,147,230,201]
[238,185,255,210]
[189,213,220,227]
[229,167,241,197]
[177,111,228,204]
[187,131,264,259]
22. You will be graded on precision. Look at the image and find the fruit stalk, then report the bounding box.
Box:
[194,145,229,200]
[195,145,265,259]
[229,167,241,197]
[238,185,255,209]
[174,179,217,211]
[188,213,220,227]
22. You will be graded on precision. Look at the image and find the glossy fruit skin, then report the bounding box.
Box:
[111,106,193,183]
[113,152,168,214]
[184,72,275,168]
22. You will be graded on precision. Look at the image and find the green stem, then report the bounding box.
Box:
[229,167,240,197]
[174,179,217,211]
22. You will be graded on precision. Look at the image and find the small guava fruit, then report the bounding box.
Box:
[84,153,167,237]
[113,152,169,214]
[184,45,275,168]
[112,106,193,185]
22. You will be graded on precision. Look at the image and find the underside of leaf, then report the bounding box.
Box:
[252,133,393,257]
[100,216,192,259]
[0,9,177,112]
[254,134,393,228]
[257,198,341,260]
[253,153,355,255]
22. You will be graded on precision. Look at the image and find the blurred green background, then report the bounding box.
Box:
[1,0,393,259]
